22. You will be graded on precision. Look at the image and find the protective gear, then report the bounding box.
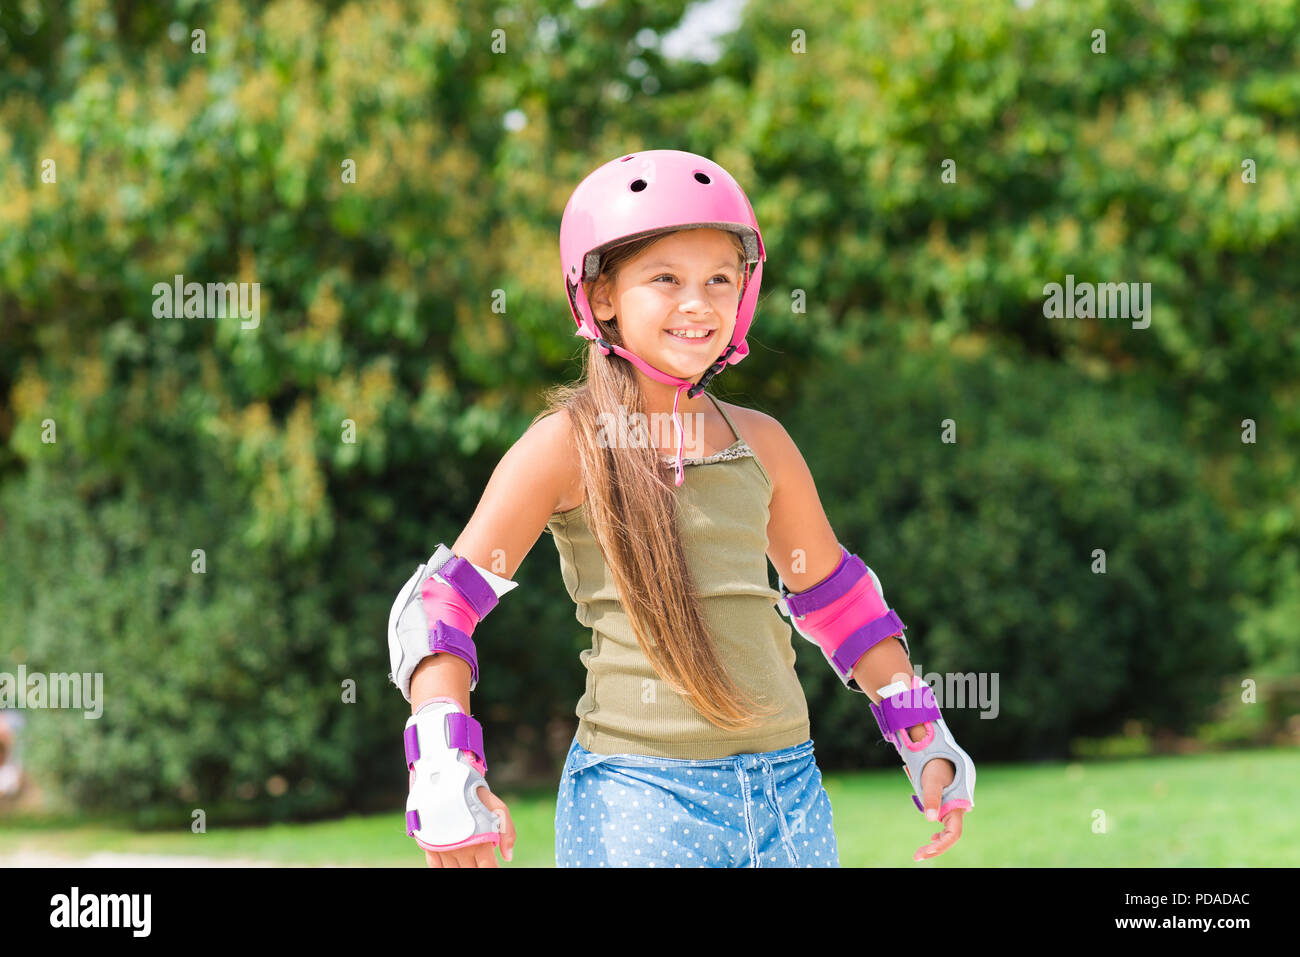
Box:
[404,696,505,852]
[775,547,973,817]
[775,545,910,694]
[870,675,976,819]
[387,544,518,703]
[559,149,767,486]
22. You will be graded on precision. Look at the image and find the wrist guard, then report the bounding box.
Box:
[871,675,976,819]
[404,696,504,852]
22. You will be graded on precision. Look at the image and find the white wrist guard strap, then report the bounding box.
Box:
[404,697,504,852]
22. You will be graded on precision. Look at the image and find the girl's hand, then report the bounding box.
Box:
[913,756,965,862]
[424,786,516,868]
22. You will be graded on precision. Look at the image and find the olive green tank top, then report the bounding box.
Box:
[542,392,811,759]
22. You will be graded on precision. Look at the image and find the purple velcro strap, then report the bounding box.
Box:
[403,724,421,769]
[829,610,907,677]
[783,547,867,618]
[406,809,420,836]
[437,556,499,619]
[446,712,487,770]
[429,620,480,685]
[869,682,940,743]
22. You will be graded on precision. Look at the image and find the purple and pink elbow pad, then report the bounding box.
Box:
[418,555,499,688]
[777,545,907,691]
[778,547,977,819]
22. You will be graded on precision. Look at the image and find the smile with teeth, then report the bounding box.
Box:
[665,328,715,340]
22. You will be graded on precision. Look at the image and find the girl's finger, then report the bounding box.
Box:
[928,823,962,856]
[941,808,966,838]
[478,786,516,862]
[921,774,943,821]
[916,840,945,860]
[916,818,964,860]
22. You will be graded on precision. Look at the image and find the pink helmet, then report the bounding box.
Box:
[559,149,766,485]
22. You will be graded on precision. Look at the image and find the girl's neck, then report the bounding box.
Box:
[634,374,714,421]
[629,372,724,458]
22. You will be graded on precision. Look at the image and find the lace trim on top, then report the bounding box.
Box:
[659,440,753,467]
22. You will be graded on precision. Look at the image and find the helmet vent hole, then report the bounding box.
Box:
[693,172,711,184]
[630,179,647,192]
[620,155,634,162]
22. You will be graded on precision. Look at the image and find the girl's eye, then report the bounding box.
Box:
[653,275,730,284]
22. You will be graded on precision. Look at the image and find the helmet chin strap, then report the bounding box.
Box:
[594,336,739,487]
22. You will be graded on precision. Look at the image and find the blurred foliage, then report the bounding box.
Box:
[0,0,1296,817]
[781,348,1246,768]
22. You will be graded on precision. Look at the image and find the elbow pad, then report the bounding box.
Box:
[387,544,518,702]
[776,545,909,694]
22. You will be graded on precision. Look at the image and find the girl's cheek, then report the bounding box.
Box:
[625,287,664,308]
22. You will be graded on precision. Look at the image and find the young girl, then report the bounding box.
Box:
[387,149,975,868]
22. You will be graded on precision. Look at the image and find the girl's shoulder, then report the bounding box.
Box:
[710,399,790,489]
[521,409,584,515]
[710,398,778,446]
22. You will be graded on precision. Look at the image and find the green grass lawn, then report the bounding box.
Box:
[1,748,1294,866]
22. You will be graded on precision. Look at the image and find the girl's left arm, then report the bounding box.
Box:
[748,410,923,714]
[748,409,971,858]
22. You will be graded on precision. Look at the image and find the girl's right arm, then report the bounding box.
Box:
[407,408,579,867]
[409,408,578,707]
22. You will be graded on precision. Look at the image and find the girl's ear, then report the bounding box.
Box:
[588,277,615,322]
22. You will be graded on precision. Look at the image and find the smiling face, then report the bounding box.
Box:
[587,228,745,381]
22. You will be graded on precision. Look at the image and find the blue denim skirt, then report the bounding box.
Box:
[554,735,839,867]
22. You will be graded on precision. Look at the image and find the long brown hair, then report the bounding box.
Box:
[534,227,778,731]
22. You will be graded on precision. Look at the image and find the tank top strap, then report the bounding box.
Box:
[705,392,743,445]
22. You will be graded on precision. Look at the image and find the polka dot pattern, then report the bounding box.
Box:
[554,736,839,867]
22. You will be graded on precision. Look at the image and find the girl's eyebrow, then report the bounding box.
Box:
[640,260,740,271]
